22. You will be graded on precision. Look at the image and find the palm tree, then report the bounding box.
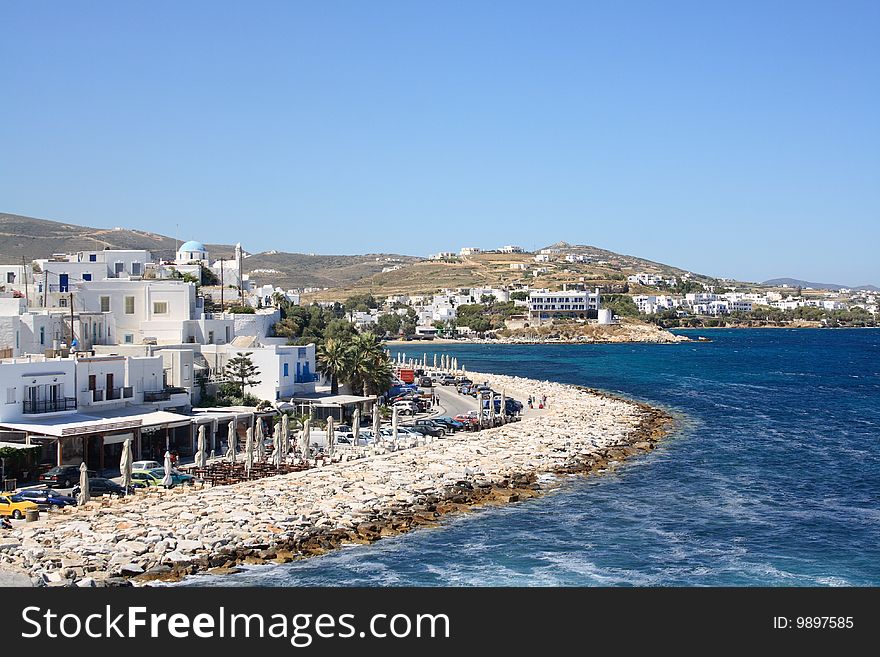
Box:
[347,331,388,395]
[316,337,349,394]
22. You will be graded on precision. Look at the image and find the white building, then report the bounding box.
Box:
[510,263,528,270]
[499,245,523,253]
[627,273,678,287]
[204,344,318,402]
[534,254,551,263]
[428,252,457,260]
[528,288,600,323]
[459,247,482,256]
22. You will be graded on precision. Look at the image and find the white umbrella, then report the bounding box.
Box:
[500,390,506,424]
[161,450,173,488]
[281,413,290,461]
[372,402,381,446]
[423,352,427,368]
[272,426,282,467]
[255,418,265,461]
[326,416,335,456]
[226,421,237,463]
[392,406,399,445]
[195,425,207,469]
[120,436,133,493]
[433,353,438,369]
[489,391,496,425]
[453,357,458,371]
[300,418,311,462]
[245,427,254,474]
[352,408,361,446]
[76,462,90,506]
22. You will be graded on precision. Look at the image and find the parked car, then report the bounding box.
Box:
[0,494,39,519]
[72,478,128,498]
[431,416,466,431]
[131,460,162,471]
[453,413,480,428]
[419,376,433,387]
[438,375,457,386]
[392,400,419,415]
[11,488,76,509]
[39,465,96,488]
[132,468,194,488]
[409,423,444,438]
[414,419,447,435]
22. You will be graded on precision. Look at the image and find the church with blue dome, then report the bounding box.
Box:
[176,240,208,264]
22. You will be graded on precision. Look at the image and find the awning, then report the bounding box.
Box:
[0,407,194,438]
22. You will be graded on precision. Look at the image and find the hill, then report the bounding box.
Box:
[0,212,417,290]
[762,277,879,292]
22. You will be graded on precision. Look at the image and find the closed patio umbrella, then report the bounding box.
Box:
[194,425,207,469]
[282,413,291,460]
[500,390,506,424]
[300,418,311,462]
[272,428,282,467]
[225,421,237,463]
[326,416,335,456]
[392,406,399,445]
[120,436,133,494]
[255,418,266,462]
[489,392,496,425]
[372,403,381,446]
[161,450,173,488]
[352,408,361,446]
[433,353,438,369]
[76,462,90,506]
[245,427,254,474]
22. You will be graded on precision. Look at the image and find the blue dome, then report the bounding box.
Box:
[179,240,206,253]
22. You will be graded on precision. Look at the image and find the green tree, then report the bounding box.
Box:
[225,352,261,396]
[509,291,529,301]
[347,331,392,395]
[317,337,350,395]
[377,313,402,336]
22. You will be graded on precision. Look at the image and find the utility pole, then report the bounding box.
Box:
[219,258,224,311]
[21,256,29,306]
[69,292,74,349]
[43,270,48,308]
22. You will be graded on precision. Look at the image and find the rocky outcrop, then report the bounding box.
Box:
[0,371,671,587]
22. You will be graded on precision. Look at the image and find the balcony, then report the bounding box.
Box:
[23,398,77,414]
[90,387,133,403]
[143,389,171,402]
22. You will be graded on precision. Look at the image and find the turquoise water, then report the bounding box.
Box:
[186,329,880,586]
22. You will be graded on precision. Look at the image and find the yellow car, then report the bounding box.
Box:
[0,493,40,520]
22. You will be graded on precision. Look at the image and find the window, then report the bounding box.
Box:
[6,272,14,283]
[6,388,15,404]
[115,262,124,275]
[283,363,289,377]
[100,296,110,312]
[207,330,214,344]
[82,273,92,281]
[89,254,97,262]
[39,327,45,345]
[59,297,67,308]
[124,296,135,314]
[131,262,142,275]
[124,334,134,344]
[153,301,168,315]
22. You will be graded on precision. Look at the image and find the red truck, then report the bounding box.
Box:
[398,368,415,384]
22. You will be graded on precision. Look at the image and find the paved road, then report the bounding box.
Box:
[429,384,478,419]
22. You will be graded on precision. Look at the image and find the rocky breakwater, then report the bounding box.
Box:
[0,373,671,587]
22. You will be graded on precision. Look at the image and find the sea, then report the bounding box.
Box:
[182,328,880,587]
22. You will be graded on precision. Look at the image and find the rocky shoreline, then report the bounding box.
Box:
[0,372,672,587]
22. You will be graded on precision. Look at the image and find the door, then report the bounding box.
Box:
[59,273,69,293]
[106,373,114,400]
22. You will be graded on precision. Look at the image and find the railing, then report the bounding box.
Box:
[143,389,171,402]
[294,373,320,384]
[23,397,77,414]
[91,387,133,402]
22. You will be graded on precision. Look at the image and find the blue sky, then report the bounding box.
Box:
[1,1,878,284]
